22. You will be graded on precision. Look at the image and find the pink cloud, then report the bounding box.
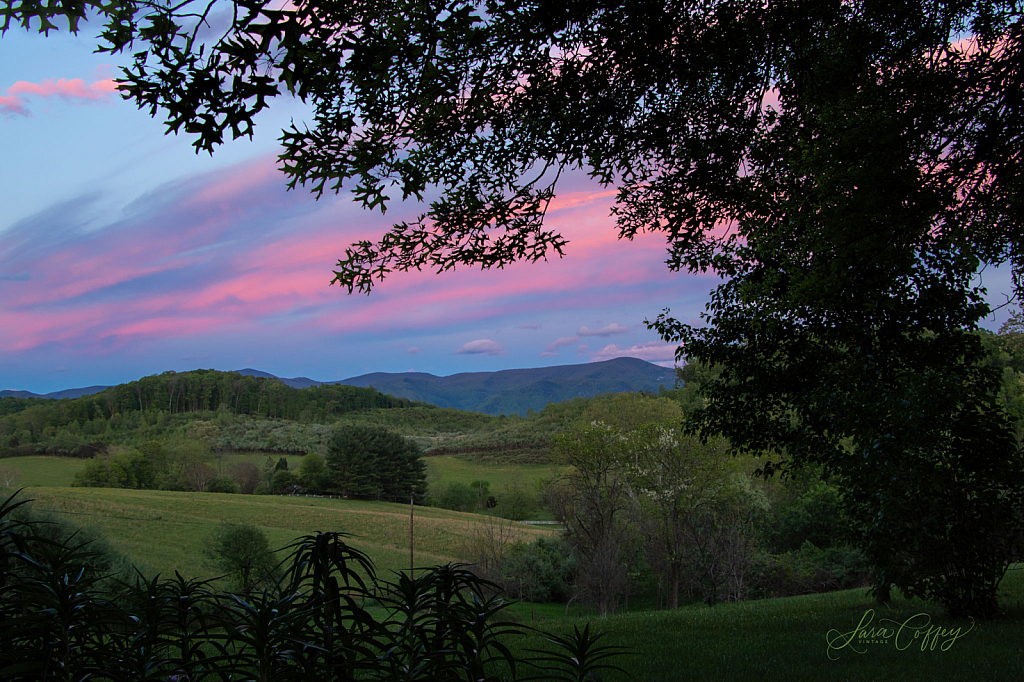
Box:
[1,156,718,364]
[0,78,118,116]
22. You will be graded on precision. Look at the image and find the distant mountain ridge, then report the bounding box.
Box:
[333,357,675,415]
[0,386,111,400]
[4,357,676,415]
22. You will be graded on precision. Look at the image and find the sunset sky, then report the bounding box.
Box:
[1,24,1016,394]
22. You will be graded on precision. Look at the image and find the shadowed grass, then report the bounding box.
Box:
[509,569,1024,681]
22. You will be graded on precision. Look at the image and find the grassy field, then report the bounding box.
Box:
[0,456,89,487]
[7,455,1023,680]
[423,455,566,492]
[508,568,1024,682]
[12,486,555,579]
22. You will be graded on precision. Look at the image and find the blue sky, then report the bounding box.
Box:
[0,23,1016,393]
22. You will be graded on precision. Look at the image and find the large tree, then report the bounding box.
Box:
[5,0,1024,616]
[325,424,427,501]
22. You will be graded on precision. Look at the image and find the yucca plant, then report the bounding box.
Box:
[372,564,528,682]
[526,623,632,682]
[0,503,123,681]
[279,532,382,681]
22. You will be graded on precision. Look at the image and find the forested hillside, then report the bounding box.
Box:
[0,370,421,457]
[0,367,648,460]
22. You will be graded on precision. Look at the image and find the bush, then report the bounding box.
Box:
[435,481,478,512]
[72,448,155,489]
[747,542,869,598]
[269,469,298,494]
[501,537,576,602]
[495,487,537,521]
[297,452,327,489]
[204,524,279,593]
[206,475,240,494]
[229,460,263,494]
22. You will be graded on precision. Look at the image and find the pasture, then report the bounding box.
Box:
[12,486,555,579]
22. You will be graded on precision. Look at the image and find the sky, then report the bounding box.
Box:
[0,23,1017,394]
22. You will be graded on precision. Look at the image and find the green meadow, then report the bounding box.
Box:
[14,486,555,578]
[0,455,89,487]
[422,454,566,492]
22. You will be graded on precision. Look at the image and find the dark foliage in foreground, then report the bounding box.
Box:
[0,491,628,681]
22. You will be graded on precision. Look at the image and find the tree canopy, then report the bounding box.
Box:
[5,0,1024,617]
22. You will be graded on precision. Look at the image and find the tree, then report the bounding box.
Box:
[205,524,279,593]
[325,425,427,501]
[620,425,763,608]
[551,422,639,616]
[297,452,328,490]
[7,0,1024,616]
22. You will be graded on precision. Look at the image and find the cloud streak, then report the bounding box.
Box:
[456,339,504,356]
[0,78,119,116]
[578,323,629,337]
[1,156,718,389]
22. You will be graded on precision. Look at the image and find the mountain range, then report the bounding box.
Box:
[1,357,677,416]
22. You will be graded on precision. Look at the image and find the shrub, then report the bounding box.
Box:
[297,452,327,489]
[229,460,263,494]
[501,537,576,602]
[270,469,298,494]
[747,542,870,598]
[435,481,478,512]
[495,487,538,521]
[204,524,279,593]
[206,475,240,494]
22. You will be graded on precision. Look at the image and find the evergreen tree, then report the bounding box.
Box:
[325,425,427,502]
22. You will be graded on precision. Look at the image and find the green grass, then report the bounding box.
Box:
[13,486,555,580]
[509,569,1024,681]
[423,454,566,492]
[5,456,1023,680]
[0,456,89,486]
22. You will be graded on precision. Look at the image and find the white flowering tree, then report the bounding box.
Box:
[621,425,765,607]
